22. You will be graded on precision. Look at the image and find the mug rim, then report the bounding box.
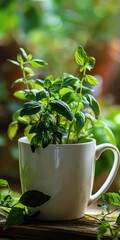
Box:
[18,136,96,146]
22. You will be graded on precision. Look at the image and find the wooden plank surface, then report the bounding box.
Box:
[0,206,119,240]
[0,215,99,240]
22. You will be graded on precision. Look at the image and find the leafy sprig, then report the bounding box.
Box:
[96,192,120,240]
[8,46,115,151]
[0,179,50,229]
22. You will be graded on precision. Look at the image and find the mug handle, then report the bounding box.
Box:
[88,143,120,205]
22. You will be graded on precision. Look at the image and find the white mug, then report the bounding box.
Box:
[18,137,120,220]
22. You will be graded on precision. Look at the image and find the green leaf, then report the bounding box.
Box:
[75,45,86,66]
[84,75,98,86]
[97,221,110,240]
[50,99,73,121]
[19,190,50,207]
[20,48,28,59]
[82,85,94,93]
[31,134,42,151]
[75,111,85,133]
[8,121,18,140]
[24,89,38,101]
[85,94,100,118]
[29,59,48,68]
[17,54,23,63]
[36,89,49,100]
[20,102,41,116]
[82,95,89,105]
[93,120,116,144]
[24,67,34,75]
[8,59,20,66]
[11,78,26,88]
[29,79,44,89]
[0,179,8,187]
[62,92,76,104]
[103,125,116,145]
[34,79,44,87]
[116,214,120,226]
[44,78,52,88]
[41,132,52,148]
[86,56,96,70]
[3,195,19,208]
[101,192,120,207]
[27,54,32,61]
[50,81,62,92]
[4,207,25,229]
[63,75,78,87]
[14,90,26,100]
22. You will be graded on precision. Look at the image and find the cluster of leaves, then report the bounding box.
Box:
[0,179,50,229]
[8,46,115,151]
[97,192,120,240]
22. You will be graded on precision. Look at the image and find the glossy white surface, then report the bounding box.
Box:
[18,137,120,220]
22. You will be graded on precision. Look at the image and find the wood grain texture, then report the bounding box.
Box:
[0,206,119,240]
[0,214,107,240]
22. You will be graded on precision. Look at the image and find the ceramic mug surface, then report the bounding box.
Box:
[18,137,120,220]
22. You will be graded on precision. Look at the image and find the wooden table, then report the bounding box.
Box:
[0,216,100,240]
[0,205,119,240]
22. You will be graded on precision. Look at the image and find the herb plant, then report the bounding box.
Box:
[0,179,50,229]
[97,192,120,240]
[8,46,115,151]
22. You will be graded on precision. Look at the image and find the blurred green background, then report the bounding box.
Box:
[0,0,120,192]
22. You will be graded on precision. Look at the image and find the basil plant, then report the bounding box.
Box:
[8,46,115,151]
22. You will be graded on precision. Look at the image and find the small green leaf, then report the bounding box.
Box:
[116,214,120,226]
[50,99,73,121]
[27,54,32,60]
[102,192,120,207]
[85,94,100,118]
[41,132,52,148]
[84,75,98,86]
[20,48,28,59]
[24,89,37,101]
[75,45,86,66]
[50,81,62,92]
[97,221,110,240]
[44,78,52,88]
[86,56,96,70]
[103,126,116,145]
[4,207,25,229]
[63,75,78,87]
[19,190,50,207]
[0,179,8,187]
[8,60,20,66]
[24,67,34,75]
[17,54,23,63]
[20,102,41,116]
[29,59,48,68]
[82,85,94,93]
[36,89,49,101]
[8,121,18,140]
[62,92,76,104]
[75,111,85,133]
[29,79,44,89]
[93,120,116,144]
[82,95,89,105]
[14,90,26,100]
[34,79,44,87]
[31,134,42,151]
[11,78,26,88]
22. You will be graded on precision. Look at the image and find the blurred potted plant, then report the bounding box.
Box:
[7,46,120,221]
